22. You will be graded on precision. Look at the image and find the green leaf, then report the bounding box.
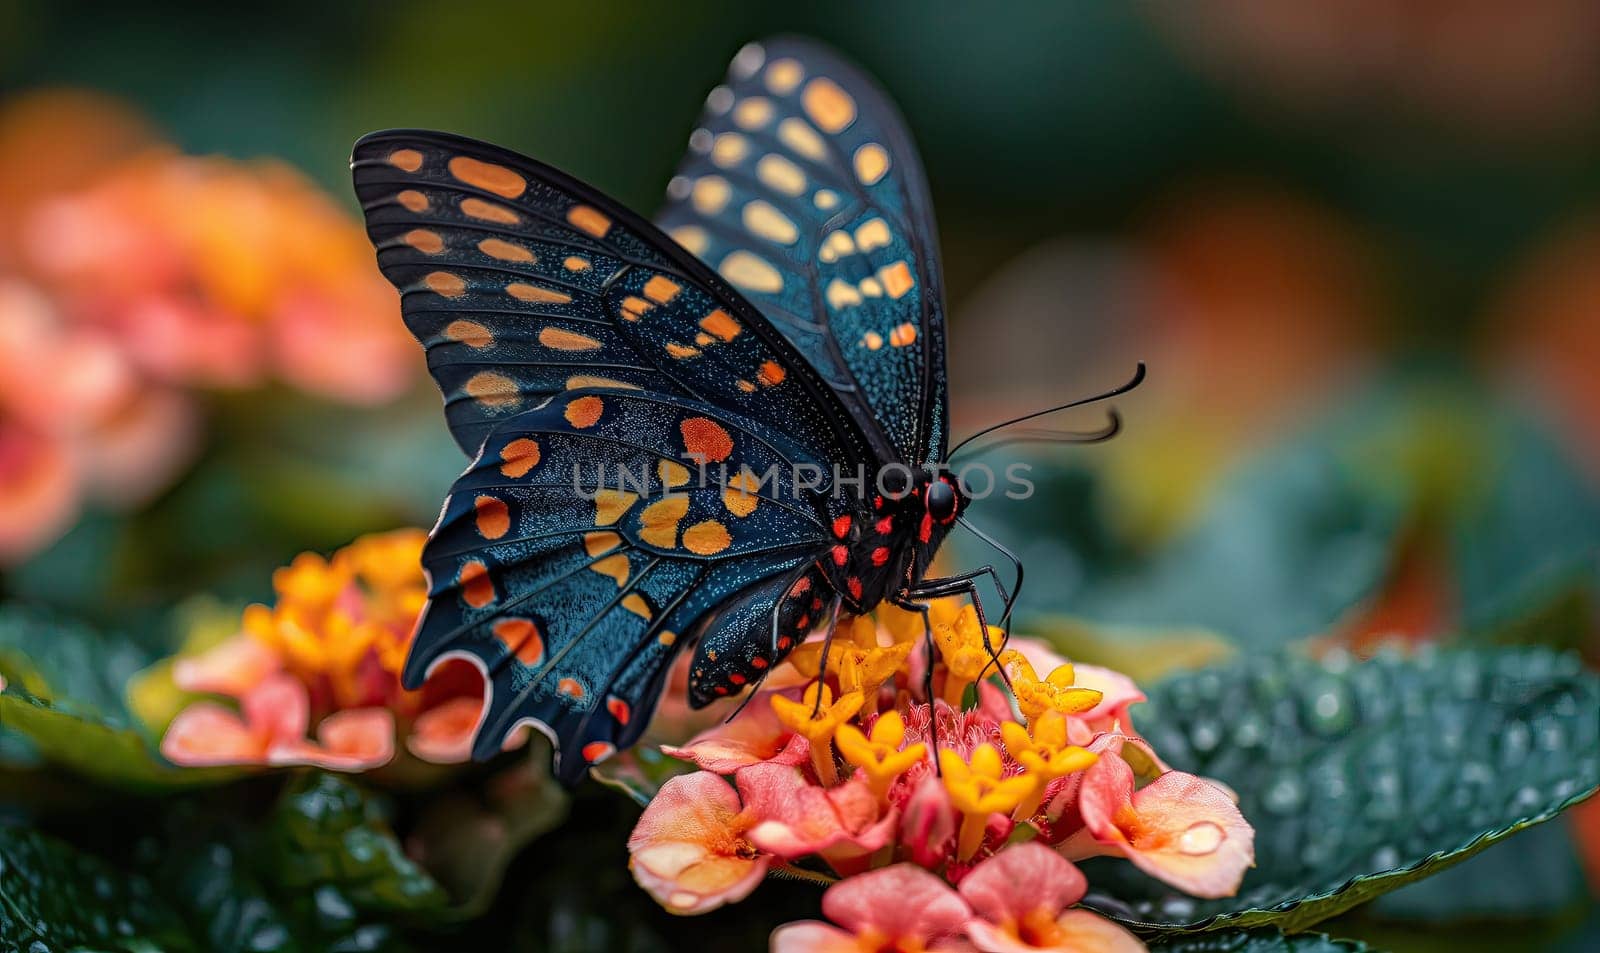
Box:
[0,825,193,952]
[154,773,450,952]
[406,746,568,917]
[267,773,449,917]
[1368,816,1589,921]
[0,687,238,791]
[1148,928,1373,952]
[1084,647,1600,934]
[1451,420,1600,649]
[0,608,241,790]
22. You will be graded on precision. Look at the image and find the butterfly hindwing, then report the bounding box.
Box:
[655,37,950,466]
[408,389,832,784]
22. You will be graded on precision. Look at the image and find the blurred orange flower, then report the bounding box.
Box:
[161,528,497,771]
[0,88,418,564]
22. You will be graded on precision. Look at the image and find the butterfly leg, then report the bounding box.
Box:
[906,572,1015,694]
[888,593,940,767]
[811,594,845,717]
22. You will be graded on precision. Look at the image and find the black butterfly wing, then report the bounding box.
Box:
[351,129,873,467]
[413,391,828,784]
[350,130,869,782]
[655,37,950,467]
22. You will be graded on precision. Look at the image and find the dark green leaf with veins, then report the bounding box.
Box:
[1083,647,1600,934]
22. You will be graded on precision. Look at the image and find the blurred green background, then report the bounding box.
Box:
[2,2,1597,950]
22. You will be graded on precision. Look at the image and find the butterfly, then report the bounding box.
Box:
[351,38,1133,786]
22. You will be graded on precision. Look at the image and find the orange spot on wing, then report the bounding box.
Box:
[559,678,587,700]
[666,342,701,359]
[566,375,639,391]
[566,205,611,237]
[404,229,444,254]
[643,275,681,304]
[396,189,429,212]
[621,296,653,321]
[698,309,742,342]
[564,256,591,271]
[493,617,544,665]
[802,77,857,133]
[658,459,690,488]
[582,740,614,761]
[388,148,423,172]
[584,531,621,555]
[448,156,526,198]
[593,490,637,526]
[881,262,916,300]
[538,327,602,351]
[591,553,631,586]
[465,372,520,408]
[444,319,494,348]
[461,198,520,224]
[474,495,511,539]
[607,696,633,725]
[621,593,652,620]
[425,271,466,297]
[478,237,534,262]
[724,467,761,518]
[507,282,572,304]
[639,495,691,548]
[683,520,732,555]
[459,559,495,608]
[564,395,604,428]
[888,322,918,347]
[757,360,786,386]
[499,438,541,477]
[681,417,733,463]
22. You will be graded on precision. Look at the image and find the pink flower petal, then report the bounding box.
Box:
[172,634,281,697]
[628,771,768,915]
[1069,753,1254,899]
[959,843,1087,928]
[160,702,266,766]
[769,922,863,953]
[964,909,1145,953]
[661,691,805,773]
[822,864,972,946]
[406,696,482,764]
[738,764,895,863]
[900,773,958,869]
[241,672,310,742]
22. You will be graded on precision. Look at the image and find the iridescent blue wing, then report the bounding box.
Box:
[655,37,949,466]
[350,130,867,783]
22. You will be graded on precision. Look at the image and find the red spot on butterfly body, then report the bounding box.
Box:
[833,515,852,539]
[871,547,890,566]
[919,514,933,543]
[847,577,863,600]
[750,656,769,669]
[729,673,747,685]
[832,545,849,566]
[875,516,894,535]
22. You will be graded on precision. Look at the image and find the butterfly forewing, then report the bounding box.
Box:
[655,38,950,467]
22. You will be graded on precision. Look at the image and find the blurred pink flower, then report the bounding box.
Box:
[161,671,393,771]
[661,688,809,774]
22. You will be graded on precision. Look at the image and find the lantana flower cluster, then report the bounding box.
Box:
[0,90,416,564]
[160,529,500,772]
[629,603,1254,951]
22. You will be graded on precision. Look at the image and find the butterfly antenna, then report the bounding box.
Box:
[947,362,1145,460]
[960,412,1122,457]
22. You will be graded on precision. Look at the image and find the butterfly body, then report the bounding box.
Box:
[353,38,969,784]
